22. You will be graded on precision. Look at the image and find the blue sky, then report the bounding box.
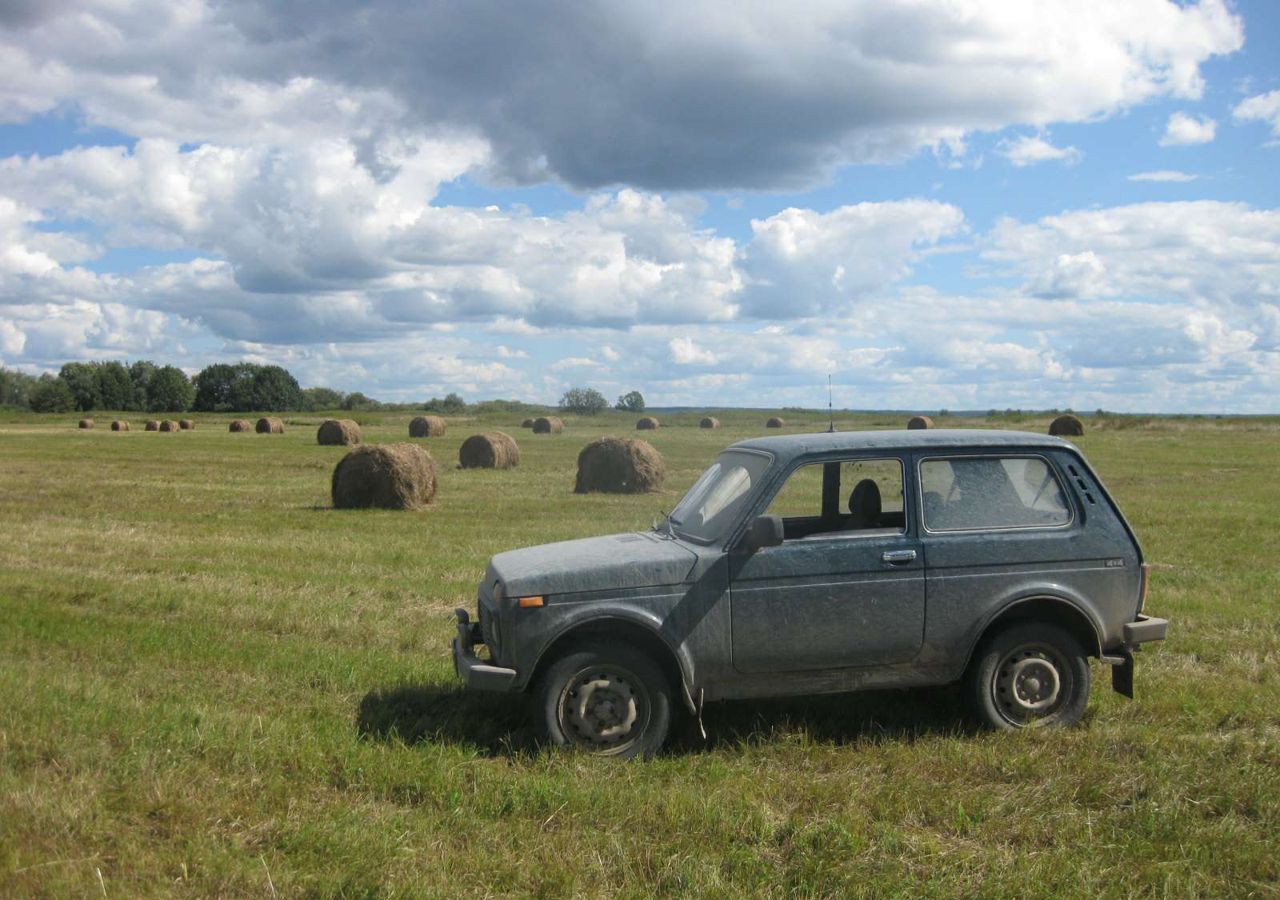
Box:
[1,0,1278,411]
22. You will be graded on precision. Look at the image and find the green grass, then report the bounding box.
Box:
[1,410,1278,897]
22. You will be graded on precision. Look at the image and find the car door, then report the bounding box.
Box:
[915,452,1097,654]
[729,455,925,674]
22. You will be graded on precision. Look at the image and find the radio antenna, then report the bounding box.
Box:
[827,374,835,433]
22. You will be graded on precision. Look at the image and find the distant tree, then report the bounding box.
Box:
[193,363,246,412]
[559,387,608,415]
[28,375,76,413]
[95,361,134,410]
[249,365,302,411]
[342,391,381,411]
[615,390,645,412]
[422,392,466,414]
[0,367,38,408]
[129,360,158,410]
[58,362,101,411]
[146,366,195,412]
[301,387,345,411]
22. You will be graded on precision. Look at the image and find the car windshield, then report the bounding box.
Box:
[669,449,773,543]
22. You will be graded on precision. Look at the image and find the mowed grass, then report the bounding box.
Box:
[1,410,1278,898]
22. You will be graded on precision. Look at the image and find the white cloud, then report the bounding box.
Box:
[1233,89,1280,137]
[0,0,1244,189]
[1128,170,1198,182]
[549,356,604,371]
[997,134,1082,167]
[668,337,720,366]
[739,200,964,317]
[1160,112,1217,145]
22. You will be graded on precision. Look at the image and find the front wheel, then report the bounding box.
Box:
[967,623,1090,730]
[536,643,673,759]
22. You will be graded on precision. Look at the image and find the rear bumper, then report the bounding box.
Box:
[452,608,518,692]
[1123,615,1168,645]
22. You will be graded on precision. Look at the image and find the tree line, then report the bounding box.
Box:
[0,360,648,416]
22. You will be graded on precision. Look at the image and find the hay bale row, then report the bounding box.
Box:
[532,416,563,434]
[145,420,161,431]
[256,417,285,434]
[907,415,934,430]
[78,418,94,429]
[521,418,535,428]
[332,443,437,510]
[159,420,180,432]
[229,419,253,432]
[575,437,665,494]
[179,419,195,430]
[765,417,784,429]
[111,420,129,431]
[318,419,362,446]
[700,417,720,429]
[636,416,660,431]
[409,415,446,438]
[459,432,520,469]
[1049,414,1085,436]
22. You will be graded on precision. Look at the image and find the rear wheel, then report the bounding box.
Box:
[968,623,1090,730]
[536,643,672,759]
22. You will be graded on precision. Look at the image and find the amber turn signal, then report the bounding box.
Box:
[517,596,545,608]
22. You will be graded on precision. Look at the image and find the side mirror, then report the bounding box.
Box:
[745,514,784,551]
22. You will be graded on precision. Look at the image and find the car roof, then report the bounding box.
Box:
[729,428,1077,461]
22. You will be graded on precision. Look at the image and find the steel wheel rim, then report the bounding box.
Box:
[992,643,1069,726]
[558,664,651,754]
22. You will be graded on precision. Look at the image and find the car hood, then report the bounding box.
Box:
[488,532,699,597]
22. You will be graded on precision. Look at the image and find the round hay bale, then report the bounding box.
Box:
[78,418,94,429]
[159,420,180,432]
[409,415,446,438]
[110,420,129,431]
[256,416,285,434]
[907,415,934,430]
[636,416,660,430]
[317,418,362,446]
[521,418,535,428]
[229,419,253,432]
[179,419,195,430]
[144,420,161,431]
[1049,414,1085,437]
[331,443,437,510]
[574,437,666,494]
[458,431,520,469]
[532,416,563,434]
[699,416,720,429]
[765,417,785,428]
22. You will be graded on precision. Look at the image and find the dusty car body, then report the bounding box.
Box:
[453,429,1168,757]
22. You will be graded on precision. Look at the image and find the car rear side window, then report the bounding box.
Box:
[920,456,1071,532]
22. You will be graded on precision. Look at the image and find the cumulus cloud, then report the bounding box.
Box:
[1128,170,1198,182]
[1233,89,1280,138]
[997,134,1082,167]
[738,200,964,317]
[0,0,1244,189]
[1160,112,1217,145]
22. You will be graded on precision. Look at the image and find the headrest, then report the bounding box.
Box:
[848,479,882,523]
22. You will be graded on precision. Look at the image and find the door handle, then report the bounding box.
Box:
[881,549,917,565]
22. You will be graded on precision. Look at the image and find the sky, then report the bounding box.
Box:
[1,0,1278,412]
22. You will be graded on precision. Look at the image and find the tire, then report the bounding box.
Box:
[535,642,673,759]
[967,622,1090,730]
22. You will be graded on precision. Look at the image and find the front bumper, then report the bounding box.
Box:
[452,608,518,692]
[1111,614,1170,699]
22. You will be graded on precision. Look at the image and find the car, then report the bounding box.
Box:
[452,429,1168,758]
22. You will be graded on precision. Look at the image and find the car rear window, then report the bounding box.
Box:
[920,456,1071,532]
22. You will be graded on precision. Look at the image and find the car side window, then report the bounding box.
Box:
[920,456,1071,532]
[765,458,906,541]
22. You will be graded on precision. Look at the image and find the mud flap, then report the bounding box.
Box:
[1111,648,1134,699]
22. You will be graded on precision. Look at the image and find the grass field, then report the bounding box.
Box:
[2,409,1278,897]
